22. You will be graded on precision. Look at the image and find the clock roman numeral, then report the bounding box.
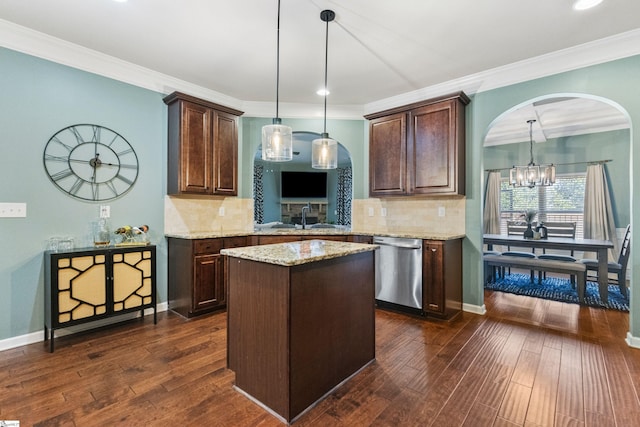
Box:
[91,125,101,142]
[115,174,134,185]
[51,136,74,152]
[119,163,137,170]
[69,178,84,195]
[117,148,134,156]
[44,154,69,162]
[50,169,74,181]
[69,126,85,145]
[92,182,99,200]
[104,181,119,196]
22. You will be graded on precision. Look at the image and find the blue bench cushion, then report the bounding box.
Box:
[538,254,577,262]
[501,251,536,258]
[579,259,621,270]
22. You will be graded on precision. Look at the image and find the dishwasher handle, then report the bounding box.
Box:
[374,241,422,250]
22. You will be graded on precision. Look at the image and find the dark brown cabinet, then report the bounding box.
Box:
[366,92,469,197]
[167,236,246,317]
[164,92,243,196]
[423,238,462,320]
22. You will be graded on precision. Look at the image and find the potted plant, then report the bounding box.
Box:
[520,209,537,239]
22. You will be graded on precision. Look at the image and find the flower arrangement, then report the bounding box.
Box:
[519,209,537,225]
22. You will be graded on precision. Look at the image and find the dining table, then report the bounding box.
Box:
[483,234,614,303]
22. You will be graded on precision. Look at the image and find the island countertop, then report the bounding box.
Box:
[166,229,465,241]
[220,239,378,267]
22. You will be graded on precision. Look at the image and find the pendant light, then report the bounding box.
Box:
[262,0,293,162]
[509,119,556,188]
[312,9,337,170]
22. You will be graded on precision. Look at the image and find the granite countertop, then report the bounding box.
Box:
[221,240,378,267]
[166,229,465,241]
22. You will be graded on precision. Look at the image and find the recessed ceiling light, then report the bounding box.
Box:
[573,0,603,10]
[113,0,128,3]
[316,88,330,96]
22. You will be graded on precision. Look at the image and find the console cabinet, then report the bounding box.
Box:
[366,92,469,197]
[423,238,462,320]
[168,236,247,317]
[164,91,243,196]
[44,246,156,352]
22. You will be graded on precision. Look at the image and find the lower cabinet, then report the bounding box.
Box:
[44,245,157,352]
[168,236,246,317]
[423,238,462,319]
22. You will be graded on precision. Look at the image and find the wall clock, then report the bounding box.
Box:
[43,124,139,201]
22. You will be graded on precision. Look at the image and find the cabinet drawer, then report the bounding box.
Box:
[223,236,248,249]
[193,239,223,255]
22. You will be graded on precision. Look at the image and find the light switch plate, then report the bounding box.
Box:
[219,207,225,216]
[381,208,387,217]
[368,207,374,217]
[438,206,446,217]
[0,202,27,218]
[99,205,111,218]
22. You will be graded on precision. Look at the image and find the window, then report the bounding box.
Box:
[500,173,586,237]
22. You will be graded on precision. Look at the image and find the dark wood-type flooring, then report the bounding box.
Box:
[2,290,640,426]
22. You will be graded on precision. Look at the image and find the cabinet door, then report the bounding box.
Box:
[112,249,155,313]
[193,254,224,311]
[180,101,212,193]
[423,241,445,315]
[212,111,238,195]
[53,254,108,325]
[369,113,407,196]
[410,99,464,195]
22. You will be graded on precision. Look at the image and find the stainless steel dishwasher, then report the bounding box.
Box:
[374,236,423,310]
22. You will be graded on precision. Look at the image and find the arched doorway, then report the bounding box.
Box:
[252,131,353,227]
[481,94,632,326]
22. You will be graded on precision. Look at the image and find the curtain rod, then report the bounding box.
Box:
[485,159,612,173]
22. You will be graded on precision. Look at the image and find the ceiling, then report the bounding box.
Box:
[1,0,638,143]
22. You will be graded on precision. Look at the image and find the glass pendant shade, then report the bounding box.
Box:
[312,134,337,169]
[262,119,293,162]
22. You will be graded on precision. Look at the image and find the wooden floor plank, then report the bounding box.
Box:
[1,290,638,426]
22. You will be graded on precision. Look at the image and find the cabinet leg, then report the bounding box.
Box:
[50,329,55,353]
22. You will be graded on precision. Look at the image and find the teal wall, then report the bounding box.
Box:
[483,129,631,226]
[0,48,168,341]
[465,55,639,337]
[2,45,640,343]
[239,117,366,199]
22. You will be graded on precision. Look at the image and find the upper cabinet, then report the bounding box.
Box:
[164,92,244,196]
[365,92,469,197]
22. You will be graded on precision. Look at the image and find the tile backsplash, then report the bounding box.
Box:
[164,196,254,235]
[164,195,465,236]
[351,197,465,235]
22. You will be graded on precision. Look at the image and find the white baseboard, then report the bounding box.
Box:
[0,302,168,352]
[626,332,640,349]
[463,303,487,315]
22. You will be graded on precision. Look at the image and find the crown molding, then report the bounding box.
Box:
[0,18,243,111]
[3,18,639,120]
[363,28,640,115]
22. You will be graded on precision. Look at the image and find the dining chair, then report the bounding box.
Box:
[580,224,631,298]
[502,220,536,282]
[537,221,577,284]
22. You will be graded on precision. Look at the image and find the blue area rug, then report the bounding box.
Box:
[485,273,629,312]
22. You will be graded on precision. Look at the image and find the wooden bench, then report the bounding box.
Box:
[483,254,587,303]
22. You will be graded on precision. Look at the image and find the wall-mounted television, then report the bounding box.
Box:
[281,171,327,198]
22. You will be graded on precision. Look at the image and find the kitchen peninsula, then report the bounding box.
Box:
[222,240,378,423]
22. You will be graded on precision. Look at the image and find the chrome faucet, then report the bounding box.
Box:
[301,203,311,229]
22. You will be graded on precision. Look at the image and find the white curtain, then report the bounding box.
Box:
[584,163,619,261]
[483,171,501,234]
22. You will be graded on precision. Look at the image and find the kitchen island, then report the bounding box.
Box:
[222,240,378,423]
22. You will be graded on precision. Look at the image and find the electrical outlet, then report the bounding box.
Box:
[381,208,387,217]
[0,202,27,218]
[219,207,225,216]
[438,206,445,217]
[99,205,111,218]
[368,207,374,217]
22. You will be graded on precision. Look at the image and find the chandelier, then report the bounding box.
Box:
[509,119,555,188]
